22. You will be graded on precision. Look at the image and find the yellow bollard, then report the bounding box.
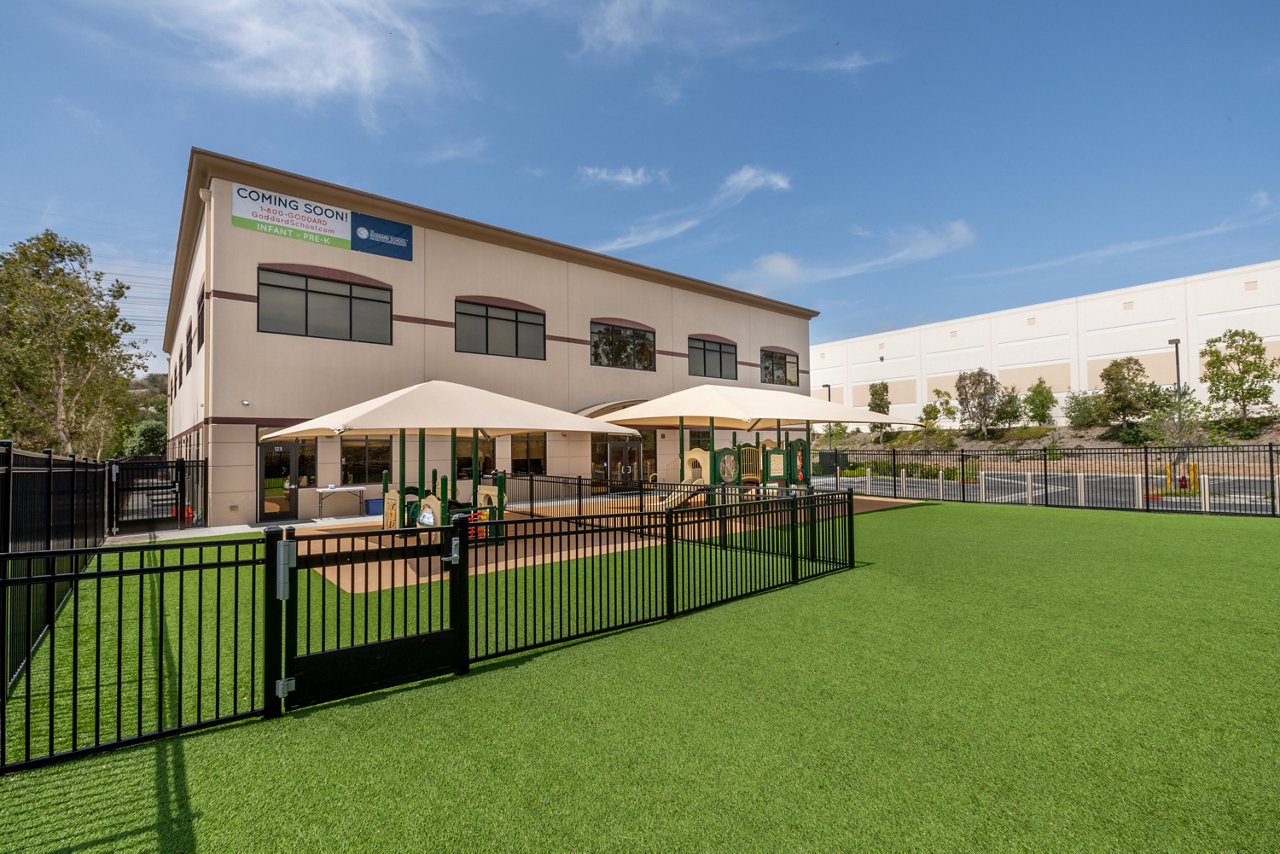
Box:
[1165,463,1171,489]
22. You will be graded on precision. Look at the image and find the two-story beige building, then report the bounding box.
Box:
[164,149,816,526]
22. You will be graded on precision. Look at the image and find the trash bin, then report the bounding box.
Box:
[365,497,384,515]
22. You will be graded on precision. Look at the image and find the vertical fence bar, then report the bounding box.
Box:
[263,527,283,719]
[845,489,855,567]
[1,440,12,553]
[664,508,676,616]
[1270,443,1277,517]
[177,459,187,530]
[788,496,800,584]
[1041,447,1050,507]
[44,449,53,551]
[1142,445,1151,511]
[449,514,470,674]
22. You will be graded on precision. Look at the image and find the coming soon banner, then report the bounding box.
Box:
[231,183,413,261]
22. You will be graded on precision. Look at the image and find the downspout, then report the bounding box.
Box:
[199,187,214,462]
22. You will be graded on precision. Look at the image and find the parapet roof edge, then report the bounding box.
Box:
[164,148,819,352]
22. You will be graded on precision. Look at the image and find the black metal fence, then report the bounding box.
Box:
[109,458,208,535]
[1,443,109,691]
[2,491,856,773]
[814,445,1280,517]
[491,472,813,518]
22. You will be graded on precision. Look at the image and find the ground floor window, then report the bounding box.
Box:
[510,432,546,475]
[340,436,391,485]
[688,430,711,451]
[455,435,496,481]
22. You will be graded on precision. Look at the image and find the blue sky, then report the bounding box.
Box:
[2,1,1278,373]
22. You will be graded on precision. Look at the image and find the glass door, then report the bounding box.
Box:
[259,441,298,521]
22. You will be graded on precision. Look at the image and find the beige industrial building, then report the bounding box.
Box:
[810,258,1280,424]
[163,149,815,526]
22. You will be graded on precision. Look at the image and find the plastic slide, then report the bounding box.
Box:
[657,477,709,510]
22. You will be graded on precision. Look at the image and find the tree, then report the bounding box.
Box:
[1064,390,1104,428]
[994,385,1024,429]
[1200,328,1280,424]
[124,419,168,457]
[1023,378,1056,426]
[1097,357,1159,426]
[919,388,957,432]
[1145,385,1210,446]
[954,368,1001,438]
[868,381,890,443]
[0,231,145,457]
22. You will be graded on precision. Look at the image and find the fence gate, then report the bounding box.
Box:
[270,517,470,713]
[109,458,205,534]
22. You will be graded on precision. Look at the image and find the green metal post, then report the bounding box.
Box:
[450,428,458,502]
[471,428,479,504]
[708,416,716,507]
[418,428,425,500]
[678,416,685,482]
[398,428,407,528]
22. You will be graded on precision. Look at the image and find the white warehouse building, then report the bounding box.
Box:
[810,258,1280,424]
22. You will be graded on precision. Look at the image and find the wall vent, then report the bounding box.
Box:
[1245,280,1258,292]
[1122,300,1134,311]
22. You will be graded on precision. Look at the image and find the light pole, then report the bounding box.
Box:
[822,384,833,451]
[1168,338,1182,430]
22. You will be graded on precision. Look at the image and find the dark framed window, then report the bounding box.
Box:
[185,322,194,374]
[760,349,799,386]
[511,432,546,475]
[258,269,392,345]
[689,337,737,379]
[340,436,392,485]
[455,435,496,481]
[689,430,711,451]
[297,440,317,488]
[455,301,545,359]
[591,322,655,371]
[197,297,205,350]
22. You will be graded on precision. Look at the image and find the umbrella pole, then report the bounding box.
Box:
[418,428,425,506]
[708,417,716,506]
[678,417,685,482]
[805,421,813,487]
[399,428,407,528]
[471,428,479,504]
[450,428,458,503]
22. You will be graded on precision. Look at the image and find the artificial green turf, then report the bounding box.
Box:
[2,502,1277,850]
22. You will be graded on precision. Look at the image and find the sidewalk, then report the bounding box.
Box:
[105,514,383,545]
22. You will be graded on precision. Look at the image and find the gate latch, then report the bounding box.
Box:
[275,677,295,699]
[444,535,461,565]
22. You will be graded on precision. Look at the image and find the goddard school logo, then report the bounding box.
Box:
[356,227,370,240]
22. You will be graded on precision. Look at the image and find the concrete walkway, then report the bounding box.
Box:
[105,514,383,545]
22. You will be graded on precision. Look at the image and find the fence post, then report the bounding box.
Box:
[1025,471,1032,505]
[1133,474,1143,510]
[263,526,284,719]
[449,513,470,675]
[576,475,583,516]
[1269,444,1276,517]
[1200,477,1210,513]
[960,454,967,503]
[892,449,898,498]
[177,459,187,530]
[1142,446,1151,511]
[664,508,676,617]
[979,470,986,503]
[865,466,871,495]
[44,449,53,551]
[1077,473,1085,507]
[789,495,800,584]
[1,440,12,554]
[845,489,855,568]
[937,470,944,500]
[1041,447,1049,507]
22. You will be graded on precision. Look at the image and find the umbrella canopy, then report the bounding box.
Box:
[597,384,902,430]
[262,380,638,440]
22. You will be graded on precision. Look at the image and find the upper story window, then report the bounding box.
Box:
[760,348,799,386]
[455,299,545,359]
[688,337,737,380]
[591,321,655,371]
[185,322,194,375]
[197,297,205,350]
[257,269,392,344]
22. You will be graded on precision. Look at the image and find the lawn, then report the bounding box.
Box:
[1,502,1277,850]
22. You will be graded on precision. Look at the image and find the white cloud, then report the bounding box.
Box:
[815,51,882,72]
[1249,190,1273,210]
[108,0,451,127]
[577,0,785,57]
[523,166,549,178]
[592,163,790,253]
[725,221,977,290]
[962,210,1280,279]
[578,165,669,188]
[420,137,488,165]
[647,70,686,105]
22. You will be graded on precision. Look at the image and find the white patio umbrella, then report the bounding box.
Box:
[597,384,898,431]
[262,380,638,440]
[262,380,636,522]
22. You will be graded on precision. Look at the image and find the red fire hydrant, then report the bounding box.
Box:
[1179,475,1189,490]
